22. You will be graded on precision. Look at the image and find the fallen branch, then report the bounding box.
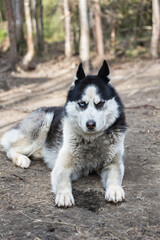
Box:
[1,105,30,113]
[126,104,160,110]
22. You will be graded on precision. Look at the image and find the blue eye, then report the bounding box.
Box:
[78,101,88,109]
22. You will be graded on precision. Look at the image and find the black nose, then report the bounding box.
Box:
[86,120,96,130]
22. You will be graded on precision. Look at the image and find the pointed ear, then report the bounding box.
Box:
[98,60,110,81]
[76,63,85,80]
[70,63,85,89]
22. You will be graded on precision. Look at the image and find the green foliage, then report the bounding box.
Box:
[0,0,154,58]
[70,1,80,55]
[43,10,64,42]
[0,29,8,42]
[101,0,152,57]
[0,0,6,21]
[43,0,64,43]
[126,46,148,58]
[0,1,8,47]
[0,23,8,47]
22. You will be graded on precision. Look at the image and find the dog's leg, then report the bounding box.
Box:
[51,149,75,207]
[101,157,125,202]
[101,133,125,202]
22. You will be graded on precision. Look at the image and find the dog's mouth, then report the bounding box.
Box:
[86,128,96,133]
[84,127,102,135]
[82,128,104,140]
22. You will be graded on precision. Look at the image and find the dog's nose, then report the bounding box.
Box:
[86,120,96,130]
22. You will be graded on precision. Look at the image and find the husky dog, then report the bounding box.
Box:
[1,61,127,207]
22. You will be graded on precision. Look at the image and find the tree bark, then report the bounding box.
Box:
[31,0,44,53]
[79,0,90,72]
[63,0,72,57]
[15,0,24,47]
[92,0,104,58]
[150,0,160,58]
[39,0,44,51]
[111,22,116,57]
[5,0,18,69]
[31,0,37,37]
[22,0,34,69]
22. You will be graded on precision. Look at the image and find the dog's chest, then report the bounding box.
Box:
[73,133,117,171]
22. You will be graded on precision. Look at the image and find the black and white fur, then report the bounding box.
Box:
[1,61,127,207]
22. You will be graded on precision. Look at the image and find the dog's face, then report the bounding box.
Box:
[66,61,123,135]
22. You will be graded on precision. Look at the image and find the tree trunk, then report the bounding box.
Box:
[35,2,41,51]
[31,0,44,54]
[63,0,72,57]
[150,0,160,58]
[79,0,90,72]
[39,0,44,51]
[31,0,37,37]
[111,22,116,57]
[71,3,80,55]
[5,0,18,69]
[22,0,34,69]
[92,0,104,58]
[139,0,144,38]
[15,0,24,47]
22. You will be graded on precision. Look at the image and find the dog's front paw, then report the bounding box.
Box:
[55,191,75,207]
[105,185,125,202]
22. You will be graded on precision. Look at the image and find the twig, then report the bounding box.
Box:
[105,230,121,240]
[18,210,85,236]
[12,174,25,181]
[18,210,35,221]
[0,66,11,73]
[125,227,136,234]
[100,226,130,240]
[126,104,160,110]
[1,105,30,113]
[34,219,83,235]
[147,223,159,229]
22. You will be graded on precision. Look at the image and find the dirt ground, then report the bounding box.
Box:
[0,57,160,240]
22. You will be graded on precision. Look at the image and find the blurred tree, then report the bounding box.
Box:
[5,0,17,69]
[0,0,156,62]
[0,1,6,21]
[31,0,37,44]
[31,0,44,53]
[92,0,104,58]
[79,0,90,72]
[150,0,160,58]
[110,19,116,56]
[70,1,80,55]
[21,0,34,69]
[63,0,72,57]
[101,0,123,56]
[39,0,44,51]
[11,0,24,50]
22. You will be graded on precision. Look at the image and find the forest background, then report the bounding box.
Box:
[0,0,160,71]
